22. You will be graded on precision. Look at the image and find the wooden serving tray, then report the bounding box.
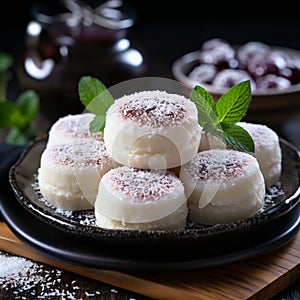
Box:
[0,221,299,300]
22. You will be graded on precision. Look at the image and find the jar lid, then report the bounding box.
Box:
[30,0,135,30]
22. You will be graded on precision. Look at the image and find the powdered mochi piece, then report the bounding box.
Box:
[238,121,282,188]
[47,113,103,147]
[38,139,116,210]
[180,149,265,224]
[104,90,202,169]
[95,166,188,230]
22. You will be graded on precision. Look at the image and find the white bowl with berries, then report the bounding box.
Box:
[172,38,300,125]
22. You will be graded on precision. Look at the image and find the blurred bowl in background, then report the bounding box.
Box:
[172,40,300,128]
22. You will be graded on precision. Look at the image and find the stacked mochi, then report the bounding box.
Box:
[38,113,117,211]
[37,90,282,230]
[95,90,201,230]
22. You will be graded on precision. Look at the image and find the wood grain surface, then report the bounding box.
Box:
[0,221,299,300]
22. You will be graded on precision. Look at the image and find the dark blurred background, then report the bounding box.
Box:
[1,0,300,145]
[1,0,299,77]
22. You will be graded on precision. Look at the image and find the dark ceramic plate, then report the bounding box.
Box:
[3,135,300,271]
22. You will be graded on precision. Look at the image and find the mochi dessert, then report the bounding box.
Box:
[103,90,202,169]
[180,149,265,224]
[38,139,116,210]
[47,113,103,147]
[237,121,282,188]
[198,121,282,189]
[95,166,188,230]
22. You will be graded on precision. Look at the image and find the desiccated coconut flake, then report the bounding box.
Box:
[0,251,109,299]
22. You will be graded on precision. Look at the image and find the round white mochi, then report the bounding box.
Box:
[237,122,282,188]
[180,149,266,224]
[94,166,188,230]
[103,90,202,169]
[38,140,116,210]
[47,113,103,147]
[198,121,282,189]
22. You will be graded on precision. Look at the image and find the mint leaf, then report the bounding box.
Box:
[5,127,35,146]
[15,90,39,124]
[0,52,40,145]
[89,114,106,133]
[216,80,251,124]
[221,123,255,152]
[0,102,22,128]
[190,85,218,133]
[78,76,106,107]
[78,76,114,132]
[191,80,254,152]
[0,52,13,75]
[0,90,39,144]
[78,76,114,115]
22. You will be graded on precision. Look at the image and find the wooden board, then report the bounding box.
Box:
[0,221,299,300]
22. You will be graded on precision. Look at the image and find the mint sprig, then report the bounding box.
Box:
[0,52,41,145]
[0,89,40,145]
[190,80,255,152]
[78,76,114,132]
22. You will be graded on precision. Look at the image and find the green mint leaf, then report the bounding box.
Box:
[78,76,114,115]
[78,76,106,107]
[15,90,39,124]
[5,127,33,145]
[190,81,254,153]
[190,85,218,133]
[0,52,13,75]
[221,122,255,152]
[216,80,251,125]
[0,102,22,128]
[89,114,106,132]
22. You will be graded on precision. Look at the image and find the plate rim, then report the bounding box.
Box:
[1,178,300,271]
[7,135,300,242]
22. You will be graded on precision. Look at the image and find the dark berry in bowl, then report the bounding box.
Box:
[283,57,300,84]
[211,69,256,90]
[246,52,280,78]
[237,41,271,68]
[201,38,232,51]
[188,64,218,85]
[198,45,237,70]
[256,74,292,91]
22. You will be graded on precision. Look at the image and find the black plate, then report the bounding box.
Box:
[1,136,300,271]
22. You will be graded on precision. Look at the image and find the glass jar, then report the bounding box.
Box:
[18,0,148,126]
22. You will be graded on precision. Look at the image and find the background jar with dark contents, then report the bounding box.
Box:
[17,0,148,128]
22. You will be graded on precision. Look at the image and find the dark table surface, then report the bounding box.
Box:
[1,1,300,299]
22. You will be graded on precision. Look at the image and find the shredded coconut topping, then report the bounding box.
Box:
[108,166,179,202]
[119,96,188,127]
[46,140,111,167]
[184,150,251,181]
[51,113,103,140]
